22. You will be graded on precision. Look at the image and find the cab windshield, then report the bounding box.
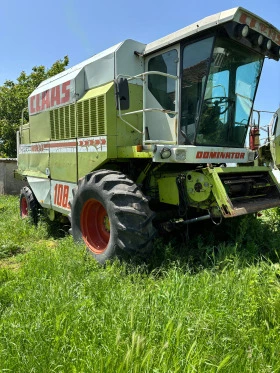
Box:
[181,36,264,147]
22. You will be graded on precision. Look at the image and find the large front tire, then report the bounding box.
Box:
[70,170,155,264]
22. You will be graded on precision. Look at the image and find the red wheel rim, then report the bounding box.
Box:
[80,199,110,254]
[21,197,28,218]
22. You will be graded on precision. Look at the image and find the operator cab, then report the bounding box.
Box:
[143,12,279,150]
[180,33,263,148]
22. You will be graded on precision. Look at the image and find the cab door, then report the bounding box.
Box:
[144,46,179,145]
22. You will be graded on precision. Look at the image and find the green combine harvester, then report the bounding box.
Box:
[16,7,280,263]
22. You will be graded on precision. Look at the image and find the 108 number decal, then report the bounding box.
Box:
[54,183,69,208]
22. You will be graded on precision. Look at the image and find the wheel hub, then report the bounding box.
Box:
[21,197,28,217]
[80,199,110,254]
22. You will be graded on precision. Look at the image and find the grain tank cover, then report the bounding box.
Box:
[28,39,146,116]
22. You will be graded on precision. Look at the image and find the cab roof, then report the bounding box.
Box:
[144,7,279,55]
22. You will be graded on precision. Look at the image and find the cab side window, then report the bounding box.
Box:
[148,50,178,116]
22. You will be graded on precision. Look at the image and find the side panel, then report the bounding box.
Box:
[22,136,108,183]
[27,177,51,208]
[30,111,51,142]
[49,139,77,182]
[48,82,116,181]
[18,111,51,179]
[115,39,146,80]
[76,83,115,178]
[77,136,108,179]
[20,124,30,144]
[50,179,76,214]
[27,176,76,215]
[19,81,145,195]
[85,53,114,90]
[144,91,176,142]
[18,144,49,179]
[29,79,76,116]
[116,84,144,148]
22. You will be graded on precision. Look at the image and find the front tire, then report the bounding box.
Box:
[70,170,156,264]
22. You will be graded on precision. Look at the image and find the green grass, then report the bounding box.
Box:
[1,195,280,372]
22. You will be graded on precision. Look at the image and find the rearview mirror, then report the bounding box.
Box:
[114,78,130,110]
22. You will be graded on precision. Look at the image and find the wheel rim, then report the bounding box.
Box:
[21,197,28,218]
[80,199,110,254]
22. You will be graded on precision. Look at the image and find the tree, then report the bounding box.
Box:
[0,56,69,158]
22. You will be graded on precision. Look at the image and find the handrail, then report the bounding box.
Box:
[127,71,178,81]
[121,108,177,116]
[116,71,179,144]
[145,140,176,144]
[251,109,278,142]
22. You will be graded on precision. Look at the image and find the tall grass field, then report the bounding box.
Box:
[1,195,280,372]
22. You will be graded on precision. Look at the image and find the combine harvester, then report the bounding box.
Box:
[16,7,280,263]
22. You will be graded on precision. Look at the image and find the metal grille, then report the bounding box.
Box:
[97,96,105,134]
[77,95,106,137]
[50,95,106,140]
[50,104,76,139]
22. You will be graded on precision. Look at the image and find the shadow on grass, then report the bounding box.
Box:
[37,209,71,240]
[0,244,24,260]
[36,207,280,274]
[140,210,280,273]
[43,219,71,240]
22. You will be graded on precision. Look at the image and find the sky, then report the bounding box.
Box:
[0,0,279,133]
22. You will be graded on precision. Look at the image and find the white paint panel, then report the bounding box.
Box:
[144,7,280,55]
[85,53,115,90]
[27,177,51,208]
[145,91,176,142]
[28,42,123,115]
[152,145,252,163]
[30,69,82,97]
[32,42,122,94]
[27,176,76,214]
[50,180,76,213]
[115,39,146,82]
[144,7,239,55]
[19,136,107,154]
[28,79,76,116]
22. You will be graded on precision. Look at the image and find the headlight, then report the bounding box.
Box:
[241,24,249,38]
[248,32,263,46]
[257,34,264,46]
[235,24,249,39]
[160,147,172,159]
[266,39,272,50]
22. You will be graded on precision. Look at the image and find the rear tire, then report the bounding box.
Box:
[19,186,39,224]
[70,170,156,264]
